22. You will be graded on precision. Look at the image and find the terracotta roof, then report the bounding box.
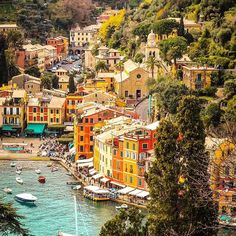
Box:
[48,97,65,108]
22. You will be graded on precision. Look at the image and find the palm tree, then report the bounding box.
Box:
[95,61,109,73]
[146,56,160,80]
[0,200,29,235]
[115,60,124,98]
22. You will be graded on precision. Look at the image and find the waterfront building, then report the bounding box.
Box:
[210,140,236,216]
[123,121,159,189]
[182,65,218,90]
[1,90,27,134]
[74,103,138,160]
[114,59,149,100]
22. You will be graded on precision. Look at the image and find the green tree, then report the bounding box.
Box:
[146,56,160,80]
[224,79,236,97]
[51,75,59,89]
[132,22,152,42]
[146,120,180,236]
[25,66,41,78]
[0,200,29,236]
[176,96,218,235]
[202,103,222,127]
[134,53,145,64]
[115,60,124,98]
[224,96,236,122]
[177,16,185,36]
[153,19,179,37]
[159,36,187,65]
[69,74,76,94]
[95,61,109,73]
[100,207,146,236]
[41,74,51,90]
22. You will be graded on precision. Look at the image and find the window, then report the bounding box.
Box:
[233,195,236,202]
[80,146,84,152]
[90,145,93,152]
[90,126,93,131]
[34,117,36,121]
[40,108,43,113]
[98,118,102,121]
[80,136,84,141]
[33,107,37,113]
[130,176,133,183]
[120,151,123,158]
[113,149,117,155]
[142,143,148,149]
[126,142,129,149]
[137,74,141,79]
[132,143,135,150]
[130,165,133,173]
[85,118,89,123]
[80,126,83,131]
[50,109,53,114]
[56,109,59,114]
[125,91,129,97]
[90,118,93,123]
[56,118,59,123]
[90,136,93,141]
[138,178,142,186]
[50,118,53,122]
[40,117,43,121]
[197,73,202,81]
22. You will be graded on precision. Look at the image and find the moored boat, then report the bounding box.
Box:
[115,204,128,210]
[16,177,23,184]
[57,232,75,236]
[83,185,110,201]
[38,176,46,184]
[16,170,22,175]
[47,162,53,167]
[15,193,37,204]
[35,169,41,174]
[51,167,59,172]
[3,188,12,194]
[10,162,16,167]
[72,185,81,190]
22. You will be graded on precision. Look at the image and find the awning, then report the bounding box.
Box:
[100,177,110,183]
[84,185,100,192]
[65,126,74,132]
[89,169,96,175]
[92,173,103,180]
[136,191,149,198]
[2,142,28,146]
[1,125,17,132]
[129,189,143,196]
[110,181,126,188]
[118,187,135,194]
[69,147,76,155]
[76,157,93,164]
[25,123,45,134]
[78,162,93,168]
[94,189,110,194]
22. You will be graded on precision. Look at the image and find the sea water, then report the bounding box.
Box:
[0,161,117,236]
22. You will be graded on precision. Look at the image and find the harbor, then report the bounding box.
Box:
[0,160,118,236]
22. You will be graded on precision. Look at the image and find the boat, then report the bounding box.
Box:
[3,188,12,194]
[38,176,46,184]
[115,204,128,210]
[47,162,53,167]
[16,170,22,175]
[15,193,37,204]
[51,167,59,172]
[72,185,81,190]
[35,169,41,174]
[16,166,22,171]
[10,162,16,167]
[83,186,110,201]
[66,172,72,176]
[57,232,75,236]
[16,177,23,184]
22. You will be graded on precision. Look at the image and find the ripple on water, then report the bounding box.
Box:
[0,161,117,236]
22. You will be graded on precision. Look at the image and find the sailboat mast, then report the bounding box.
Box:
[74,196,79,236]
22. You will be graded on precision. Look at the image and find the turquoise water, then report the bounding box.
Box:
[0,161,118,236]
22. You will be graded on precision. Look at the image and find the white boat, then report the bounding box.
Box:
[15,193,37,204]
[16,177,23,184]
[16,170,22,175]
[35,169,41,174]
[10,162,16,167]
[51,167,59,172]
[115,204,128,210]
[72,185,81,190]
[57,232,75,236]
[16,166,23,171]
[3,188,12,194]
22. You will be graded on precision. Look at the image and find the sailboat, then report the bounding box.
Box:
[57,196,78,236]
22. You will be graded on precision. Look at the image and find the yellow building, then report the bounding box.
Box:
[210,140,236,216]
[182,65,218,90]
[114,59,149,99]
[65,95,83,122]
[123,138,138,188]
[56,68,69,92]
[47,97,66,126]
[1,90,27,133]
[97,72,115,91]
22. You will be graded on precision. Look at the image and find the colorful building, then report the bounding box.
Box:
[0,24,18,33]
[1,90,27,134]
[182,65,218,90]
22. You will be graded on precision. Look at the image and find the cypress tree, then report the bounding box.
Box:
[146,120,181,235]
[177,15,185,37]
[69,75,76,94]
[176,96,218,235]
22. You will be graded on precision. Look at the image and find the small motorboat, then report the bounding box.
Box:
[66,172,72,176]
[15,193,37,204]
[72,185,81,190]
[115,204,128,210]
[35,169,41,174]
[38,176,46,184]
[16,177,23,185]
[10,162,16,167]
[16,166,22,171]
[57,232,75,236]
[3,188,12,194]
[51,167,59,172]
[16,170,22,175]
[47,162,53,167]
